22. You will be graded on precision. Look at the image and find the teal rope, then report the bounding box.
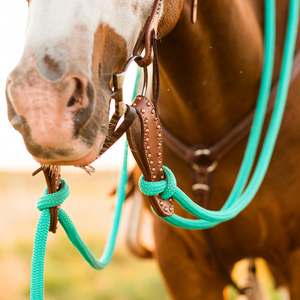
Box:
[219,0,275,210]
[139,0,299,229]
[30,149,129,299]
[59,143,129,269]
[31,149,129,299]
[30,180,70,300]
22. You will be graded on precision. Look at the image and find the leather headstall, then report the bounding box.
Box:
[100,0,175,217]
[101,56,175,217]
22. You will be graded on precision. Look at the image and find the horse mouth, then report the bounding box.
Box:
[31,131,105,166]
[7,98,108,167]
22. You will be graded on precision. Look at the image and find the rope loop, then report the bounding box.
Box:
[139,166,177,199]
[139,176,166,196]
[37,179,70,211]
[160,166,177,200]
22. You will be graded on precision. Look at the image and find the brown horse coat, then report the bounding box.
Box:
[152,0,300,299]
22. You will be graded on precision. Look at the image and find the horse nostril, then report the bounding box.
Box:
[70,79,94,136]
[67,96,77,107]
[67,78,84,107]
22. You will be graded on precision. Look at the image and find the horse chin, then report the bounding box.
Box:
[31,132,104,167]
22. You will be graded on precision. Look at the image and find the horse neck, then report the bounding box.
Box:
[158,0,264,147]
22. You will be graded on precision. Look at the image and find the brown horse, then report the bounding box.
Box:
[5,0,300,299]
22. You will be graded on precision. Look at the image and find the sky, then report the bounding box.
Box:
[0,1,137,173]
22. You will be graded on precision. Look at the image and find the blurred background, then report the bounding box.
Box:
[0,1,284,300]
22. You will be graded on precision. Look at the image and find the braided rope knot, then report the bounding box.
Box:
[37,179,70,211]
[139,166,177,200]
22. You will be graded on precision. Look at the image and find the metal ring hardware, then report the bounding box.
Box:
[112,55,148,101]
[192,160,218,173]
[192,183,210,192]
[192,148,219,173]
[194,149,211,156]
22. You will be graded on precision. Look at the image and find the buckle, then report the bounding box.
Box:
[193,148,218,173]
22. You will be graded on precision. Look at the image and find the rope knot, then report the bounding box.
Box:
[37,179,70,211]
[139,166,176,199]
[160,166,176,199]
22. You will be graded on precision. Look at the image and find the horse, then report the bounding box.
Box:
[5,0,300,299]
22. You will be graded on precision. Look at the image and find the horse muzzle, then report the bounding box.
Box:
[5,63,105,166]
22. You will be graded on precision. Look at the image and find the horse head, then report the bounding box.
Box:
[6,0,182,166]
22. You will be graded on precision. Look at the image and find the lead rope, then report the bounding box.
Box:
[138,0,299,229]
[30,145,129,300]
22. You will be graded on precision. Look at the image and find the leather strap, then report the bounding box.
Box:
[191,0,198,23]
[42,166,61,233]
[133,0,198,68]
[99,105,136,156]
[152,31,160,112]
[190,166,246,294]
[127,95,174,217]
[133,0,163,67]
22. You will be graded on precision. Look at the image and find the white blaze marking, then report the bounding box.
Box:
[24,0,163,78]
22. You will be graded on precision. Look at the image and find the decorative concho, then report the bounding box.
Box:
[129,95,174,217]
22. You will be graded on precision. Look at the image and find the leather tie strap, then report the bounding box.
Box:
[42,166,61,233]
[127,95,174,217]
